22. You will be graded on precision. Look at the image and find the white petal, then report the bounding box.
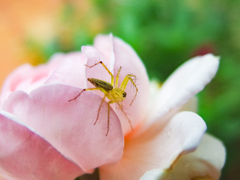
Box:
[99,112,206,180]
[147,54,219,129]
[140,133,226,180]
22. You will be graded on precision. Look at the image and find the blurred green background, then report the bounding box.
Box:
[1,0,239,179]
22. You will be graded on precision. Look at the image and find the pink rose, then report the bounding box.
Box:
[0,34,225,180]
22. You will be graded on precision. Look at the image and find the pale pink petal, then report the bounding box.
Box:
[0,172,9,180]
[99,111,206,180]
[0,110,83,180]
[94,34,114,64]
[147,54,219,129]
[147,81,198,117]
[93,34,150,135]
[2,84,124,172]
[132,80,198,137]
[112,36,149,135]
[82,46,113,91]
[147,81,162,110]
[45,52,87,88]
[0,53,65,106]
[140,134,226,180]
[140,169,165,180]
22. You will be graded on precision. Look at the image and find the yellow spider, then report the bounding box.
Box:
[68,61,138,136]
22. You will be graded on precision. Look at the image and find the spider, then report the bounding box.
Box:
[68,61,138,136]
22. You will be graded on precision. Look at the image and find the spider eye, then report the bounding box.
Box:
[123,92,127,98]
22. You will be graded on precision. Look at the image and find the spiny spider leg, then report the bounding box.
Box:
[68,88,99,102]
[117,102,133,131]
[115,66,122,88]
[106,101,114,136]
[120,74,138,106]
[94,95,106,125]
[85,61,114,86]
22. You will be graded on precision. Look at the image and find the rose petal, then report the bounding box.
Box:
[2,84,124,172]
[0,110,83,180]
[45,52,87,88]
[195,133,226,171]
[112,36,149,135]
[94,34,114,64]
[179,96,198,112]
[140,169,165,180]
[136,81,198,136]
[140,133,226,180]
[147,54,219,129]
[99,111,206,180]
[147,81,198,115]
[82,46,113,90]
[93,34,150,135]
[0,53,64,106]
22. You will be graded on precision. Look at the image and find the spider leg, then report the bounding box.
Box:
[94,95,106,125]
[85,61,114,86]
[117,102,133,131]
[119,74,138,106]
[115,66,122,88]
[68,88,100,102]
[106,101,114,136]
[69,86,113,136]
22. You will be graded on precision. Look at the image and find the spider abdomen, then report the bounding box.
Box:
[88,78,113,92]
